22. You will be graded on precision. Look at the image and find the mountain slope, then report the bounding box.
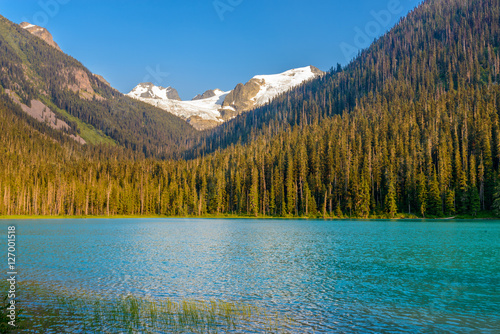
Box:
[193,89,219,101]
[0,16,198,158]
[195,0,500,156]
[1,0,500,220]
[222,66,324,116]
[127,66,323,130]
[20,22,61,51]
[128,86,230,130]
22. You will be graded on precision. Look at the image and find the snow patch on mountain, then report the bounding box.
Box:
[252,66,320,105]
[128,83,181,101]
[127,65,324,130]
[127,87,230,129]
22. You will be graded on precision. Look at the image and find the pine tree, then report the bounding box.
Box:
[468,155,480,216]
[445,189,456,215]
[492,179,500,217]
[470,186,480,216]
[335,203,343,218]
[286,153,296,215]
[303,182,317,216]
[385,176,397,218]
[249,166,259,217]
[215,169,226,215]
[356,175,370,218]
[417,172,428,217]
[269,170,276,216]
[427,170,443,216]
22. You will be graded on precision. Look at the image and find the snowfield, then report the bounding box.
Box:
[128,88,229,122]
[252,66,319,105]
[127,66,322,128]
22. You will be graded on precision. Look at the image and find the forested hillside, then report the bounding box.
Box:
[194,0,499,155]
[0,15,198,158]
[1,0,500,218]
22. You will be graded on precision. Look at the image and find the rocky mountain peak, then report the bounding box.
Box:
[221,65,324,114]
[128,83,181,101]
[309,65,324,76]
[20,22,61,51]
[192,89,224,101]
[127,66,324,130]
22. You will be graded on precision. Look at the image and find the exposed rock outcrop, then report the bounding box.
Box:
[221,79,263,115]
[62,67,104,100]
[192,89,218,101]
[20,22,61,51]
[187,116,221,131]
[93,74,111,87]
[221,66,325,116]
[6,89,86,144]
[127,66,324,131]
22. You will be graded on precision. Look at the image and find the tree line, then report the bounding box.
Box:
[1,83,500,217]
[1,0,500,218]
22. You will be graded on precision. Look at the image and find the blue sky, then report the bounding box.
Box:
[1,0,419,100]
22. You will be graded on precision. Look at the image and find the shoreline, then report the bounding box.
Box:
[2,280,291,333]
[0,214,497,220]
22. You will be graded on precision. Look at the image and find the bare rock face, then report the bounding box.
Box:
[221,78,264,114]
[20,22,61,51]
[221,65,325,118]
[187,116,220,131]
[309,66,324,76]
[6,89,86,144]
[64,68,94,93]
[61,67,105,100]
[93,74,111,87]
[192,89,217,101]
[127,66,324,131]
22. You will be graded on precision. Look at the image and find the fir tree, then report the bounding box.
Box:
[492,180,500,217]
[385,176,397,218]
[417,172,428,217]
[249,166,259,217]
[427,170,443,216]
[445,189,456,216]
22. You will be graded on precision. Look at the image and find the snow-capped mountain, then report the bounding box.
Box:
[222,66,324,113]
[128,82,181,101]
[192,89,221,101]
[127,87,230,130]
[127,66,324,130]
[253,66,324,105]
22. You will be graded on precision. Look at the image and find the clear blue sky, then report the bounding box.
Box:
[1,0,419,100]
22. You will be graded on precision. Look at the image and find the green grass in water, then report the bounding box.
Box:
[2,281,295,333]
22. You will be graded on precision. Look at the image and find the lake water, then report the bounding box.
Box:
[2,219,500,332]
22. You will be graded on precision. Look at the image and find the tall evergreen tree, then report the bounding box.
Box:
[385,176,397,218]
[428,169,443,216]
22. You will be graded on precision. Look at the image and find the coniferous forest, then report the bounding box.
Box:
[1,0,500,218]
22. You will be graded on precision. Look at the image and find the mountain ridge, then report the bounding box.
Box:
[129,82,181,101]
[127,65,325,130]
[1,0,500,221]
[20,22,61,51]
[192,89,222,101]
[0,15,198,157]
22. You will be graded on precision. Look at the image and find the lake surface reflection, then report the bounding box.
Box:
[5,219,500,332]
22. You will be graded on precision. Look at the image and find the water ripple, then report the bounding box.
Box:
[3,218,500,332]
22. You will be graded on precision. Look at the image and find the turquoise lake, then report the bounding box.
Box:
[2,219,500,333]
